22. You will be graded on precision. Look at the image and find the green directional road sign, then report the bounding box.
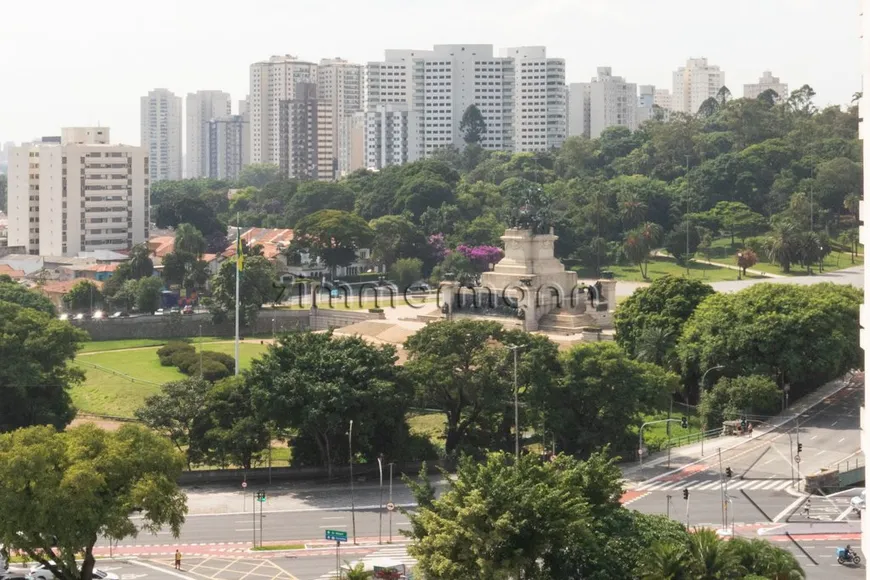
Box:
[325,529,348,542]
[256,490,266,503]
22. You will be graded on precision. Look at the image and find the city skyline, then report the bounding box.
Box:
[0,0,860,145]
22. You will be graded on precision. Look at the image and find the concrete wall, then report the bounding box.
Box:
[71,309,385,341]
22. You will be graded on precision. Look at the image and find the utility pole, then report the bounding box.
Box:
[719,448,726,529]
[349,420,356,545]
[199,324,203,378]
[378,454,384,545]
[666,494,672,518]
[507,344,527,460]
[686,156,691,277]
[388,462,394,543]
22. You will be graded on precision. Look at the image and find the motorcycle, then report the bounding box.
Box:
[836,547,862,565]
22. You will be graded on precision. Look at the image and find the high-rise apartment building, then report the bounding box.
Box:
[207,115,250,181]
[140,89,182,182]
[364,44,566,168]
[671,58,725,115]
[278,83,335,180]
[364,104,423,169]
[347,112,367,173]
[249,55,319,165]
[186,91,231,178]
[567,67,637,139]
[743,71,789,101]
[637,85,656,125]
[7,127,149,256]
[317,58,364,177]
[654,89,672,111]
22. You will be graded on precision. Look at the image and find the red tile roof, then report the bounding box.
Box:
[0,264,25,279]
[41,279,105,295]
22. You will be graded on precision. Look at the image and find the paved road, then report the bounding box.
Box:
[767,538,866,580]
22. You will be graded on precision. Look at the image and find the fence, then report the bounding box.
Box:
[662,427,724,451]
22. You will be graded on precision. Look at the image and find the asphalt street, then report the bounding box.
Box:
[767,539,865,580]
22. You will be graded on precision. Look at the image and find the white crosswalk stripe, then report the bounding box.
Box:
[637,477,794,492]
[316,546,418,579]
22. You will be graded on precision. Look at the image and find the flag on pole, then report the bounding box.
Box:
[236,226,244,271]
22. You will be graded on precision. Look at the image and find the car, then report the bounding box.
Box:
[58,314,69,321]
[74,313,85,321]
[27,564,118,580]
[169,306,181,315]
[154,308,164,316]
[2,572,28,580]
[182,305,194,315]
[851,489,865,512]
[109,311,125,318]
[90,310,104,320]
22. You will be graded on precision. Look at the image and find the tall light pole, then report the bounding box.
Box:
[507,344,527,460]
[685,156,691,277]
[699,364,724,455]
[388,462,394,543]
[199,324,203,378]
[349,420,356,545]
[377,454,384,545]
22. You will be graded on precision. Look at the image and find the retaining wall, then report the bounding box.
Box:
[178,460,448,485]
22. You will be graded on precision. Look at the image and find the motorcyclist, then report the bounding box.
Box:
[845,545,854,560]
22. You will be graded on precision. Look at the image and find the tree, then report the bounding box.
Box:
[207,256,276,327]
[543,343,678,456]
[189,376,271,470]
[135,378,211,469]
[393,173,456,219]
[709,201,767,245]
[678,283,861,397]
[0,301,87,432]
[0,174,6,212]
[136,277,163,314]
[0,424,187,580]
[663,221,701,265]
[292,210,374,279]
[237,163,281,188]
[62,280,102,312]
[389,258,423,290]
[128,243,155,279]
[766,219,801,273]
[699,375,781,429]
[284,181,356,227]
[248,332,411,475]
[369,214,426,268]
[111,279,140,313]
[459,104,487,144]
[174,223,207,257]
[0,276,56,315]
[622,222,662,279]
[614,276,714,362]
[736,248,758,275]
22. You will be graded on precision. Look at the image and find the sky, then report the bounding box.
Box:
[0,0,862,146]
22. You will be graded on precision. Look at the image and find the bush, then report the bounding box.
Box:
[744,236,765,256]
[171,350,199,374]
[195,359,232,382]
[157,342,194,366]
[203,351,235,370]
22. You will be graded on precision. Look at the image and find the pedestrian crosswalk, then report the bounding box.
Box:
[635,477,796,492]
[315,545,417,579]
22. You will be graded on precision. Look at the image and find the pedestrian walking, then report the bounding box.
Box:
[174,550,182,570]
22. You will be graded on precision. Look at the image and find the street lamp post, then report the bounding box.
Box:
[699,365,724,455]
[199,324,203,378]
[377,454,384,545]
[388,462,394,543]
[349,420,356,545]
[507,344,527,460]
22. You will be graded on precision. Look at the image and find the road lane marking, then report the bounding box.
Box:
[130,560,195,579]
[234,528,255,532]
[321,516,344,520]
[815,450,826,457]
[838,437,846,443]
[810,435,817,440]
[832,420,839,426]
[318,524,347,528]
[773,494,808,523]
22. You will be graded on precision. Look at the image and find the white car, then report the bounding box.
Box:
[27,564,118,580]
[852,490,866,512]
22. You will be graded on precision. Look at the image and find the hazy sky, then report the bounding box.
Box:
[1,0,861,146]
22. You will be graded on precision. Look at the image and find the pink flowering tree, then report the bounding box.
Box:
[428,233,448,261]
[456,244,504,272]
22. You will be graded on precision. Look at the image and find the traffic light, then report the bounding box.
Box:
[683,488,689,500]
[797,443,803,453]
[681,416,688,429]
[725,467,732,478]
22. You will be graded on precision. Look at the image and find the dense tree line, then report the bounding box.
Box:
[148,86,859,280]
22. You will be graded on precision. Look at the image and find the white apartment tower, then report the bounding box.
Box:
[637,85,656,125]
[249,55,319,166]
[671,58,725,115]
[7,128,149,256]
[654,89,672,111]
[859,0,869,559]
[365,104,423,168]
[743,71,789,101]
[363,44,566,167]
[140,89,182,182]
[317,58,364,176]
[186,90,231,178]
[568,67,637,139]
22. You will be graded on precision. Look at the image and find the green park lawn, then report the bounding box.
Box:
[71,343,270,418]
[706,236,863,276]
[579,256,760,283]
[635,406,704,453]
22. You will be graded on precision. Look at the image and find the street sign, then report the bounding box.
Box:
[325,529,348,542]
[794,455,801,463]
[242,481,247,489]
[257,490,266,502]
[386,502,396,512]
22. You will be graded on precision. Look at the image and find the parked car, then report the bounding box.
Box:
[154,308,164,316]
[851,489,865,512]
[169,306,181,315]
[58,314,69,321]
[109,311,128,319]
[90,311,104,320]
[73,313,85,321]
[28,564,118,580]
[182,305,194,315]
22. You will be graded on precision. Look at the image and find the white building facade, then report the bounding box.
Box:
[7,128,149,256]
[140,89,182,182]
[249,55,319,166]
[186,90,231,178]
[364,104,423,168]
[363,44,566,168]
[637,85,656,125]
[317,58,364,177]
[567,67,637,139]
[859,0,869,559]
[743,71,789,101]
[671,58,725,115]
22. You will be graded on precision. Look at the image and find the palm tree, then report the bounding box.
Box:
[128,243,154,279]
[685,528,738,579]
[635,325,677,369]
[844,193,860,226]
[727,537,804,579]
[642,541,689,580]
[175,223,207,257]
[618,190,648,228]
[766,220,800,273]
[623,222,662,279]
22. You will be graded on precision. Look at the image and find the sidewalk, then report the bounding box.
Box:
[621,373,857,486]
